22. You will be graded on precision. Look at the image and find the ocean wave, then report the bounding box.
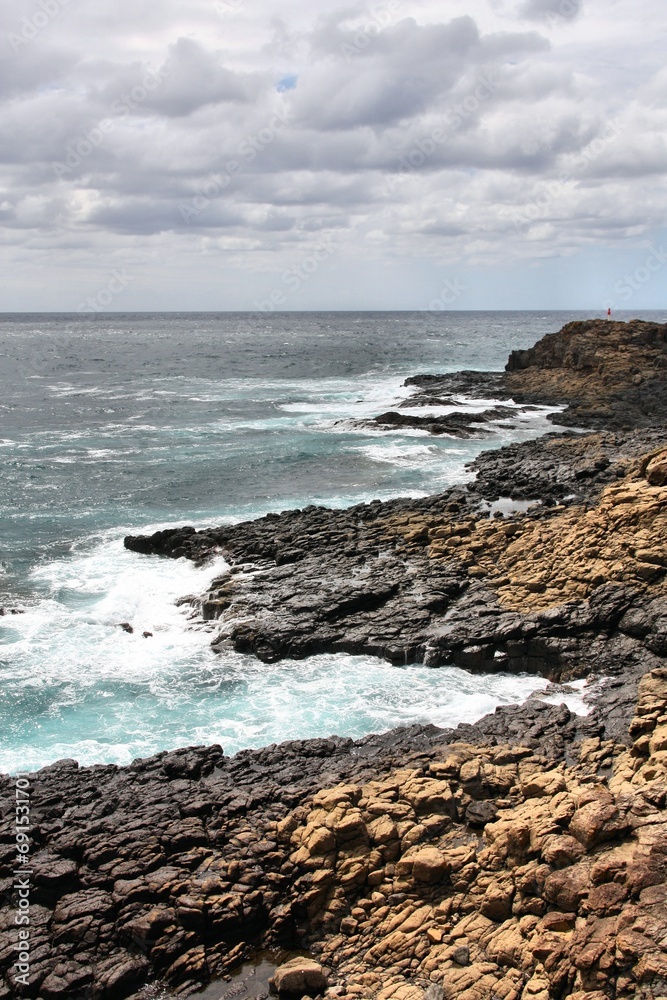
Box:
[0,647,558,774]
[353,442,440,468]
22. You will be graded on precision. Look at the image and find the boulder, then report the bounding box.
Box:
[270,957,328,996]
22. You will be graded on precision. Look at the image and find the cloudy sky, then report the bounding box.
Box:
[1,0,666,310]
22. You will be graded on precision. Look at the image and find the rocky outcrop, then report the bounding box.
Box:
[282,666,667,1000]
[122,439,667,712]
[505,319,667,429]
[378,321,667,433]
[468,428,667,504]
[0,671,665,999]
[2,319,667,999]
[428,447,667,611]
[367,405,524,438]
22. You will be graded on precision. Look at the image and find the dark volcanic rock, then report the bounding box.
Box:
[1,676,666,998]
[7,319,667,1000]
[370,405,519,437]
[403,371,507,399]
[468,427,667,504]
[505,318,667,429]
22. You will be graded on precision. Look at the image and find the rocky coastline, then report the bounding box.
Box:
[1,319,667,1000]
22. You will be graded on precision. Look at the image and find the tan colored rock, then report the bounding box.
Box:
[436,441,667,611]
[399,904,433,933]
[271,667,667,1000]
[270,958,328,995]
[541,834,585,867]
[485,816,531,859]
[479,880,514,922]
[400,847,449,884]
[401,777,455,815]
[522,976,551,999]
[540,910,576,932]
[485,921,525,966]
[543,865,590,911]
[521,770,567,798]
[645,450,667,486]
[312,785,360,810]
[164,946,207,986]
[568,800,628,848]
[375,983,423,1000]
[649,723,667,752]
[368,815,399,845]
[306,826,336,855]
[587,881,627,915]
[333,810,368,844]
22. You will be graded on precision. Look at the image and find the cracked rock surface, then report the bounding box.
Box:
[2,320,667,999]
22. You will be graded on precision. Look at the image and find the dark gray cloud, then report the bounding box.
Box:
[0,46,79,98]
[293,16,532,129]
[95,39,261,118]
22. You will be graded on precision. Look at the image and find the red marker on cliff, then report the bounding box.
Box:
[607,307,612,319]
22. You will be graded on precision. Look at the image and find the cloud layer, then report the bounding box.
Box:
[1,0,666,309]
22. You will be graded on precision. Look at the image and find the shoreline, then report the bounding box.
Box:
[1,319,667,999]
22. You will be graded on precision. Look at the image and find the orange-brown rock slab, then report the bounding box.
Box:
[277,668,667,1000]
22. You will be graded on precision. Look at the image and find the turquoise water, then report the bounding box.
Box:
[2,311,663,773]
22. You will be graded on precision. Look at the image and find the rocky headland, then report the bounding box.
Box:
[1,319,667,1000]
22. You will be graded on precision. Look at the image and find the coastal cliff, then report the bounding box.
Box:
[1,319,667,1000]
[505,319,667,429]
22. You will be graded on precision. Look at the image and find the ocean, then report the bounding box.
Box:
[2,310,663,774]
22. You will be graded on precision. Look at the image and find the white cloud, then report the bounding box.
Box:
[0,0,666,308]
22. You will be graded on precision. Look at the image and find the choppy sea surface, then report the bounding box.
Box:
[2,310,664,774]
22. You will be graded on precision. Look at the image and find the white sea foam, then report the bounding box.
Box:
[0,632,562,774]
[354,442,441,468]
[537,677,591,716]
[4,535,228,679]
[0,523,588,774]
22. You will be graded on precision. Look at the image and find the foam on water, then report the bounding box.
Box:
[0,593,557,774]
[6,310,635,774]
[0,526,579,775]
[538,678,591,716]
[354,443,441,468]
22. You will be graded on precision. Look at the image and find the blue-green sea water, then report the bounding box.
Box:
[2,310,664,773]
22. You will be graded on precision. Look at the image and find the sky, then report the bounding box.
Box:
[1,0,666,311]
